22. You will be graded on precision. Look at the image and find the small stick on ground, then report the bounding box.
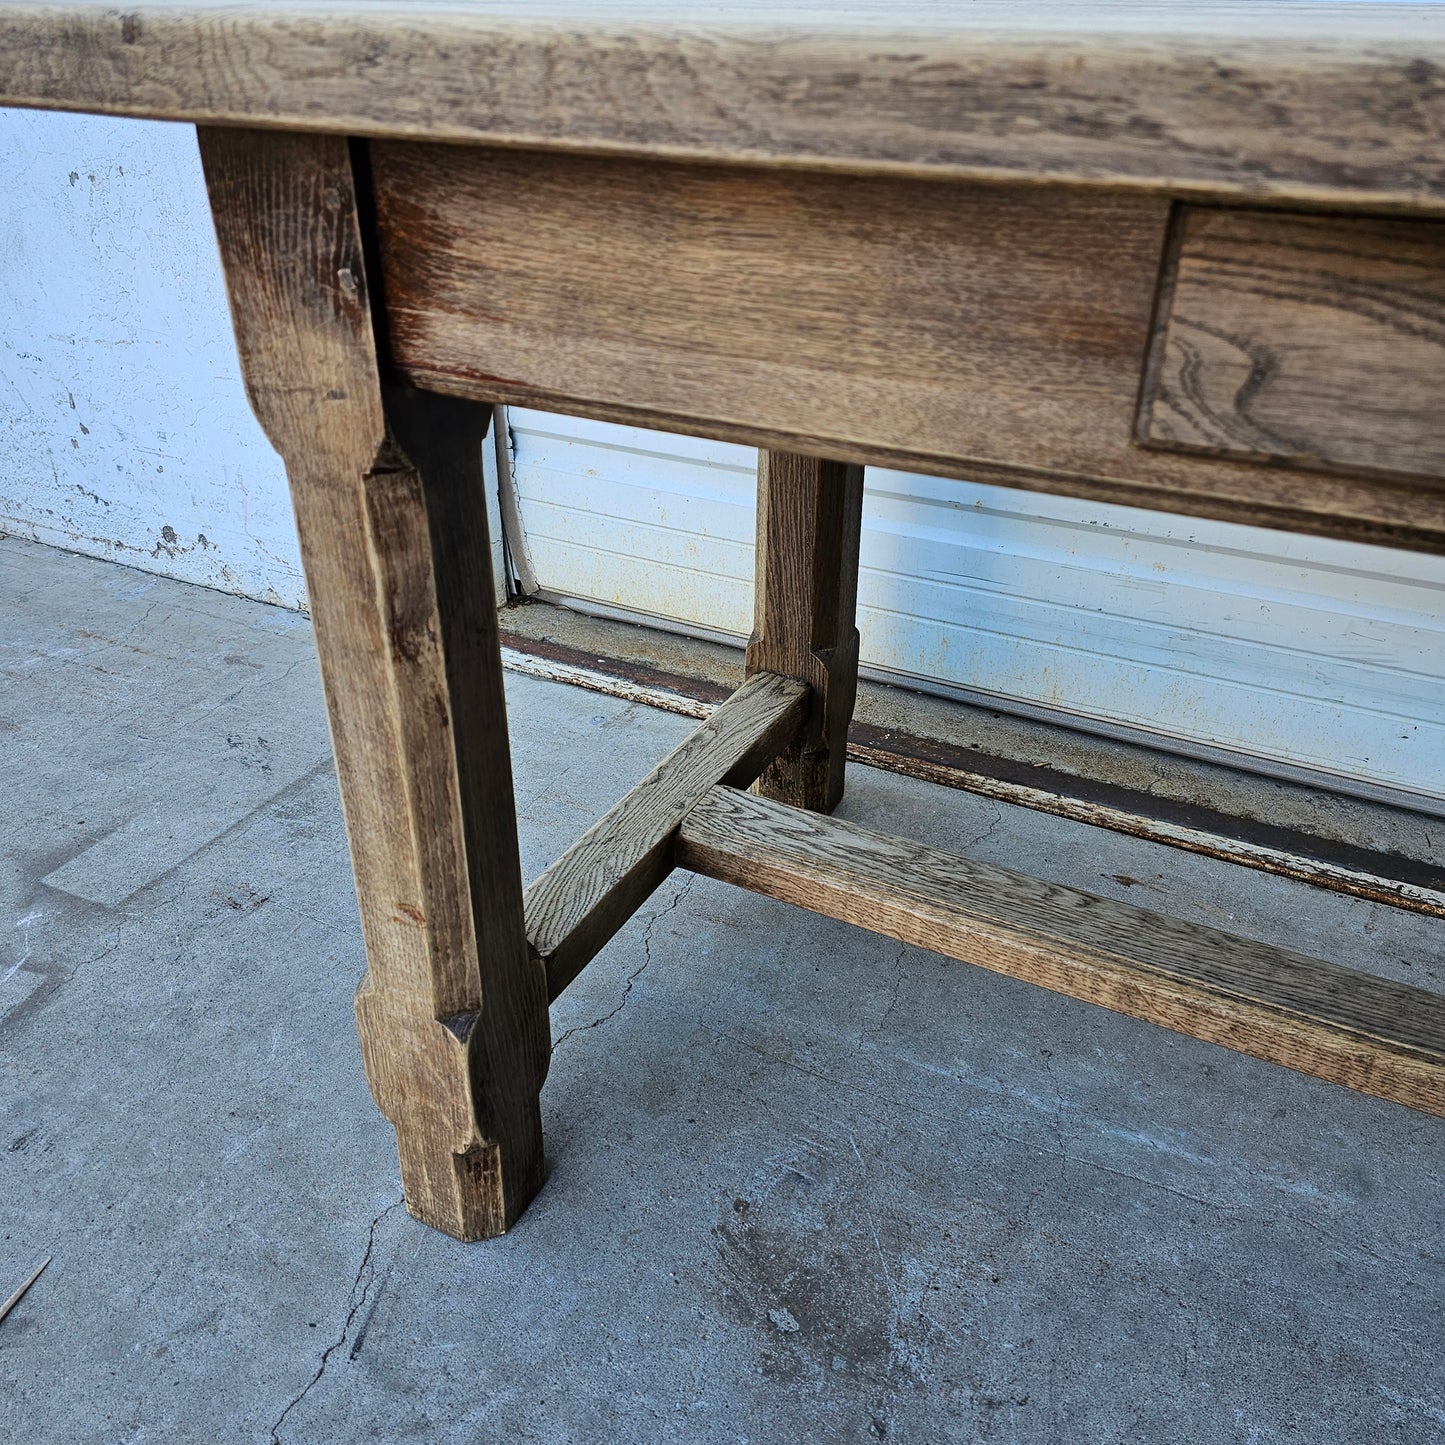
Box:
[0,1256,51,1326]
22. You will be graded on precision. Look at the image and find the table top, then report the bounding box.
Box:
[2,2,1444,207]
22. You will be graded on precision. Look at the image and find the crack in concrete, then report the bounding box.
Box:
[267,1199,401,1444]
[49,926,124,983]
[513,758,578,817]
[965,798,1004,852]
[551,874,695,1055]
[2,925,126,1039]
[856,937,910,1052]
[872,938,908,1039]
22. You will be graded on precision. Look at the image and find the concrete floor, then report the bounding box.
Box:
[2,533,1442,1444]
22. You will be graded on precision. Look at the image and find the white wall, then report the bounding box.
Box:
[0,109,303,609]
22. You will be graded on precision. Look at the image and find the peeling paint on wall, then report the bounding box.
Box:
[0,109,305,611]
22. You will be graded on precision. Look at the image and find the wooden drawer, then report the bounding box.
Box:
[371,142,1445,552]
[1139,207,1445,482]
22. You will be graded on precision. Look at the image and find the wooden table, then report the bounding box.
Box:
[5,2,1443,1239]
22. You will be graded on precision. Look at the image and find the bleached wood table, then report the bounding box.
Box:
[4,2,1443,1238]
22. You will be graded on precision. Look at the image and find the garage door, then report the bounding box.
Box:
[505,407,1445,809]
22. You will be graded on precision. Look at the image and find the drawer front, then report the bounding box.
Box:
[1139,207,1445,481]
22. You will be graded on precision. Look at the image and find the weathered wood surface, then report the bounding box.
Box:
[746,452,865,813]
[677,786,1445,1115]
[199,127,549,1240]
[1139,207,1445,481]
[5,4,1445,210]
[526,671,807,1001]
[373,144,1445,553]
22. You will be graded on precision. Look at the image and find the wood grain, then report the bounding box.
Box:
[199,128,548,1241]
[677,786,1445,1115]
[526,671,806,1001]
[1139,207,1445,480]
[746,452,865,813]
[373,144,1445,553]
[5,5,1445,211]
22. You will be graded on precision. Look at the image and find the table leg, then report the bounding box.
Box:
[745,451,866,812]
[198,127,548,1239]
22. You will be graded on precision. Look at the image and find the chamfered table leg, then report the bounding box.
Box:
[198,127,548,1239]
[745,450,866,812]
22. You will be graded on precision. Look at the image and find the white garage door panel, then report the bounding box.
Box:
[512,418,758,634]
[509,409,1445,803]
